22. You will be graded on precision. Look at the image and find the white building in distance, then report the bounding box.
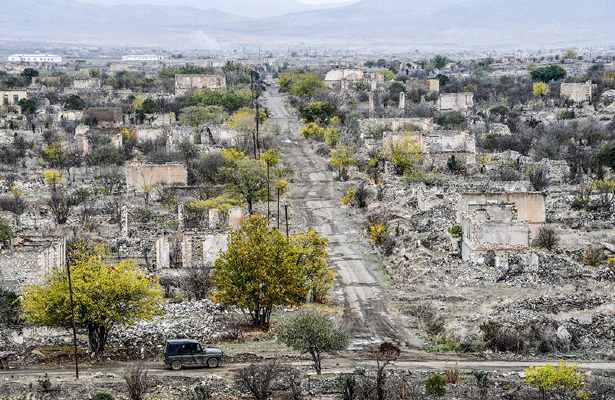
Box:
[8,54,62,64]
[121,55,165,62]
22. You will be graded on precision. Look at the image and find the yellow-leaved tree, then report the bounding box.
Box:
[290,228,335,304]
[22,247,163,358]
[213,215,334,328]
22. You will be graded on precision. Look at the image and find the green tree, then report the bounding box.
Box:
[212,215,308,327]
[290,229,334,303]
[425,374,447,397]
[23,249,162,357]
[21,68,39,84]
[0,217,13,247]
[300,101,335,124]
[524,363,586,400]
[277,312,350,374]
[290,73,325,97]
[383,134,423,175]
[18,98,37,115]
[179,105,227,127]
[225,158,267,214]
[432,55,449,70]
[533,82,551,97]
[530,65,567,83]
[65,94,86,110]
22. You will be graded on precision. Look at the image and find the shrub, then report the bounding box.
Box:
[189,383,212,400]
[491,164,522,181]
[341,188,356,206]
[383,134,423,175]
[480,321,525,353]
[182,265,212,300]
[533,227,559,251]
[559,110,576,120]
[582,246,605,267]
[369,223,387,244]
[436,112,466,128]
[447,155,465,174]
[448,224,462,238]
[445,367,460,384]
[93,393,114,400]
[528,166,550,191]
[235,360,282,400]
[0,288,21,325]
[524,362,585,400]
[124,365,149,400]
[425,374,447,397]
[0,218,13,246]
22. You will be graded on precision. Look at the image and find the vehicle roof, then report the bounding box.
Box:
[166,339,200,344]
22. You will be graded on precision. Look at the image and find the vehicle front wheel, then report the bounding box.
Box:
[207,358,219,368]
[170,361,182,371]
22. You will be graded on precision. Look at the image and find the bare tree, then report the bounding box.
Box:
[235,360,281,400]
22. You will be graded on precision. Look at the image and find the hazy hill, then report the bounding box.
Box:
[1,0,614,49]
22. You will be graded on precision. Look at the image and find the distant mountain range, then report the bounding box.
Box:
[1,0,614,50]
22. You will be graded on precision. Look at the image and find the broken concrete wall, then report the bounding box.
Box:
[0,238,66,290]
[202,234,228,265]
[175,74,226,96]
[560,81,596,103]
[126,163,188,191]
[461,203,531,262]
[458,192,546,235]
[359,118,433,139]
[438,93,474,113]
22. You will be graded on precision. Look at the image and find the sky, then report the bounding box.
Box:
[79,0,358,16]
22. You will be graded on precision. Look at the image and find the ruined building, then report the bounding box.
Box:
[324,69,365,91]
[458,192,546,263]
[438,92,474,113]
[175,74,226,96]
[560,81,597,104]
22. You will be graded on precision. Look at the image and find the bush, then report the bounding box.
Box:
[528,166,550,191]
[480,321,525,353]
[533,227,559,251]
[189,383,212,400]
[0,288,21,325]
[447,155,464,174]
[93,393,114,400]
[582,246,605,267]
[369,223,387,244]
[436,112,466,128]
[524,362,585,400]
[124,365,149,400]
[425,374,447,397]
[182,265,212,300]
[491,164,522,181]
[559,110,576,120]
[0,217,13,246]
[235,360,282,400]
[448,224,462,238]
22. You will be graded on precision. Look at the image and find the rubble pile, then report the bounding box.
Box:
[109,300,238,355]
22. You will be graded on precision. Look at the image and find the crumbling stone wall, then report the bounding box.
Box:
[0,238,66,290]
[458,192,546,235]
[438,92,474,112]
[126,163,188,191]
[461,203,531,262]
[174,74,226,96]
[72,78,101,90]
[359,118,433,139]
[560,81,596,103]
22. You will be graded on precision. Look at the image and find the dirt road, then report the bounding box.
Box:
[261,86,413,347]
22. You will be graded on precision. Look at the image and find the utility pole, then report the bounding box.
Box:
[250,70,257,159]
[65,246,79,380]
[284,203,289,239]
